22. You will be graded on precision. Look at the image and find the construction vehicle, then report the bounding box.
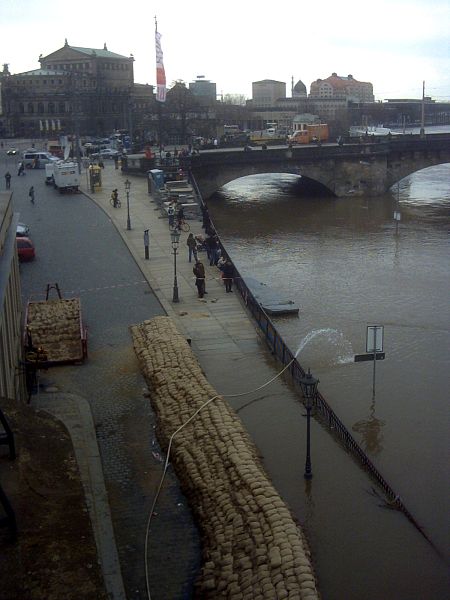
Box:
[249,128,287,146]
[288,123,329,144]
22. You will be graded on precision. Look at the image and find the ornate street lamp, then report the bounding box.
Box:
[124,179,131,230]
[170,228,181,302]
[299,368,319,480]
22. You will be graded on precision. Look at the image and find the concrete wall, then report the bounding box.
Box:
[131,316,320,599]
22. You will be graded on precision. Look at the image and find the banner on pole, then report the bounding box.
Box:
[155,30,166,102]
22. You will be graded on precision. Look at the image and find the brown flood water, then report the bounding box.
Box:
[208,161,450,600]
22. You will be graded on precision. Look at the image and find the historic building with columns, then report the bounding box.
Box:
[0,40,153,138]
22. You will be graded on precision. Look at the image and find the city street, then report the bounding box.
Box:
[6,156,200,600]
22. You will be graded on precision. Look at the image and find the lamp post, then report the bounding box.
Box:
[124,179,131,230]
[170,228,180,302]
[299,368,319,480]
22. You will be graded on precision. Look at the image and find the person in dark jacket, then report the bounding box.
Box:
[222,259,235,292]
[186,233,198,263]
[193,260,206,298]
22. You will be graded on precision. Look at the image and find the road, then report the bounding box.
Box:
[5,157,201,600]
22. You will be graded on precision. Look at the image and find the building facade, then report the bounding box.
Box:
[0,192,26,402]
[189,76,217,105]
[310,73,374,103]
[0,41,137,138]
[252,80,286,108]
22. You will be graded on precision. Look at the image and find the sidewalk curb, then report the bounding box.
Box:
[35,393,127,600]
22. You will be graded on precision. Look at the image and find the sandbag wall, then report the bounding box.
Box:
[131,316,320,600]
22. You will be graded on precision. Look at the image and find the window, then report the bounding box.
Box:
[27,103,34,114]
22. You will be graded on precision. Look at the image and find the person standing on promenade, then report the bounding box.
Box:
[193,260,206,298]
[186,233,198,263]
[222,259,235,293]
[4,171,11,189]
[29,186,35,204]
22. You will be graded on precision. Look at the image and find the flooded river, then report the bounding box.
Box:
[208,152,450,599]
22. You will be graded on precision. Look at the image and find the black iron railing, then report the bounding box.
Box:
[189,172,439,552]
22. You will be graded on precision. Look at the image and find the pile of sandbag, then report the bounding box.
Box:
[131,316,320,599]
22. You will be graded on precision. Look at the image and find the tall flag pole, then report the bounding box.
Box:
[155,18,166,103]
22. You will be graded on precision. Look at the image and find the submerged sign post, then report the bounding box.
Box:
[354,325,385,396]
[367,325,384,396]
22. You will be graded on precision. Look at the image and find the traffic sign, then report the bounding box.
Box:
[354,352,385,362]
[366,325,384,353]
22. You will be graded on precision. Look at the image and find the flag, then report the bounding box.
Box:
[155,30,166,102]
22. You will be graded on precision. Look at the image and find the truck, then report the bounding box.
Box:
[45,160,80,193]
[249,128,287,146]
[24,284,88,367]
[288,123,329,145]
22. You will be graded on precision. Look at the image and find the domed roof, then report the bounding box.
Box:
[293,80,306,92]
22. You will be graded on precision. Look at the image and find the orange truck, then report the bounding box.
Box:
[288,124,329,144]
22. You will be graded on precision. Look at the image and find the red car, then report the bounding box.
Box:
[17,237,35,261]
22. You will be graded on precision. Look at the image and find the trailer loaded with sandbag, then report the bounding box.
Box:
[24,283,87,367]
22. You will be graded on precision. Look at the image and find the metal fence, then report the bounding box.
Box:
[189,172,437,551]
[232,260,437,549]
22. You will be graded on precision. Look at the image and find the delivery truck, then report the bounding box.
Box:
[45,160,80,193]
[288,123,329,145]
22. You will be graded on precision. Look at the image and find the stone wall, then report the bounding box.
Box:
[131,316,320,599]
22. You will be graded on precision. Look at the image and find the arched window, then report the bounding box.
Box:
[19,103,25,114]
[48,102,55,114]
[38,102,45,114]
[27,103,34,114]
[58,102,65,113]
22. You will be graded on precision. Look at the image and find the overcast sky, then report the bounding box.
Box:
[1,0,449,101]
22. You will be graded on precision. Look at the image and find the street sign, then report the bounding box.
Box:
[354,352,385,362]
[366,325,384,353]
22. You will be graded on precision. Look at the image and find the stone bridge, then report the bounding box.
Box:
[188,135,450,199]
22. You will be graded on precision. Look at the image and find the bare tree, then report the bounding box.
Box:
[223,93,247,106]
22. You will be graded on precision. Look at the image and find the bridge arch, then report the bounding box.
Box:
[188,137,450,200]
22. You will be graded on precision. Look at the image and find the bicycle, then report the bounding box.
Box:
[110,195,121,208]
[169,219,190,232]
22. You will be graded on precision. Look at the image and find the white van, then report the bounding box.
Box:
[22,151,58,169]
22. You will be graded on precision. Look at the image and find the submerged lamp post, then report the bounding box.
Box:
[124,178,131,230]
[299,368,319,480]
[170,228,181,302]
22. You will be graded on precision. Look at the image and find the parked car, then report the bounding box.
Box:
[91,148,121,159]
[6,148,17,155]
[16,223,30,237]
[17,237,35,261]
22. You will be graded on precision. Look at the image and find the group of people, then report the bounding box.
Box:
[188,203,235,298]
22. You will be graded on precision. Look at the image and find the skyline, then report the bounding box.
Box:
[1,0,449,102]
